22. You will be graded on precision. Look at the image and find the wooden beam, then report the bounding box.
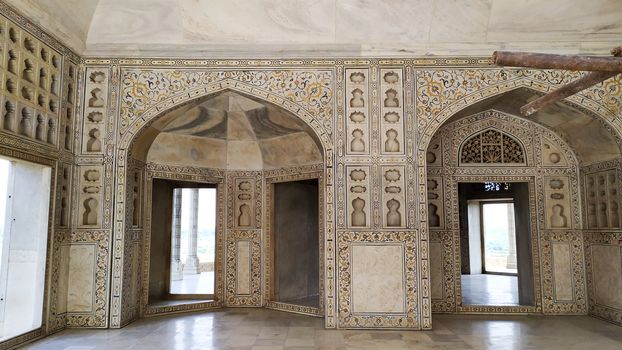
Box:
[493,50,622,72]
[520,71,618,116]
[520,47,621,116]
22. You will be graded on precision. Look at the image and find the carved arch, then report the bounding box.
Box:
[417,73,622,151]
[111,78,336,328]
[118,77,334,152]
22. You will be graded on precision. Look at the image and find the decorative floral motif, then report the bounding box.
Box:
[120,69,333,133]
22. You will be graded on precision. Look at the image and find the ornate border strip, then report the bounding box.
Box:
[265,301,322,317]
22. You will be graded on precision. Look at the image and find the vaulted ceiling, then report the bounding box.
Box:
[133,92,323,170]
[6,0,622,57]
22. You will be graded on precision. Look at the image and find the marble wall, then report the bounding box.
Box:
[1,5,622,348]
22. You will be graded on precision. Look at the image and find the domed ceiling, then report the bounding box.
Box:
[6,0,622,56]
[138,92,322,170]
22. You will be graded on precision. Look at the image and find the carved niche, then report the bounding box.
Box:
[460,129,525,165]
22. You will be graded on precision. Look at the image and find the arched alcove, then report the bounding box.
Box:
[426,109,590,315]
[130,91,323,169]
[118,88,329,322]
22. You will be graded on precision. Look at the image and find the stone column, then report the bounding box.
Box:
[184,188,200,274]
[170,189,183,281]
[506,203,517,270]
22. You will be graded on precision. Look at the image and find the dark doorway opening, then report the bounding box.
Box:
[272,179,320,308]
[148,179,217,304]
[458,182,534,306]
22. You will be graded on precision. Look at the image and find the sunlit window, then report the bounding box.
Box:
[170,188,217,295]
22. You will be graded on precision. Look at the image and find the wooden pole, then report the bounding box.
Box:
[520,46,622,116]
[519,47,621,116]
[493,50,622,73]
[520,72,618,116]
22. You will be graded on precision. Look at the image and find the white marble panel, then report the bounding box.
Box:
[592,245,622,310]
[552,243,573,302]
[429,241,443,300]
[236,240,251,295]
[335,0,433,44]
[180,0,335,43]
[227,140,263,170]
[488,0,622,42]
[88,0,183,44]
[66,244,95,313]
[56,244,70,314]
[346,166,371,229]
[351,244,405,314]
[428,0,491,43]
[147,133,227,168]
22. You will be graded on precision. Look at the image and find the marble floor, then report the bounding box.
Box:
[279,295,320,308]
[170,271,215,295]
[22,308,622,350]
[462,274,519,305]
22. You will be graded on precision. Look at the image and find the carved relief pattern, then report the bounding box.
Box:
[337,231,419,328]
[541,136,569,167]
[544,176,572,229]
[581,160,622,325]
[380,69,404,155]
[381,165,406,228]
[227,175,260,229]
[426,176,444,229]
[584,169,621,229]
[0,19,62,149]
[225,230,261,306]
[77,166,102,228]
[346,166,371,229]
[61,60,78,152]
[56,163,72,228]
[426,136,442,167]
[81,68,108,154]
[345,68,370,155]
[226,171,262,231]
